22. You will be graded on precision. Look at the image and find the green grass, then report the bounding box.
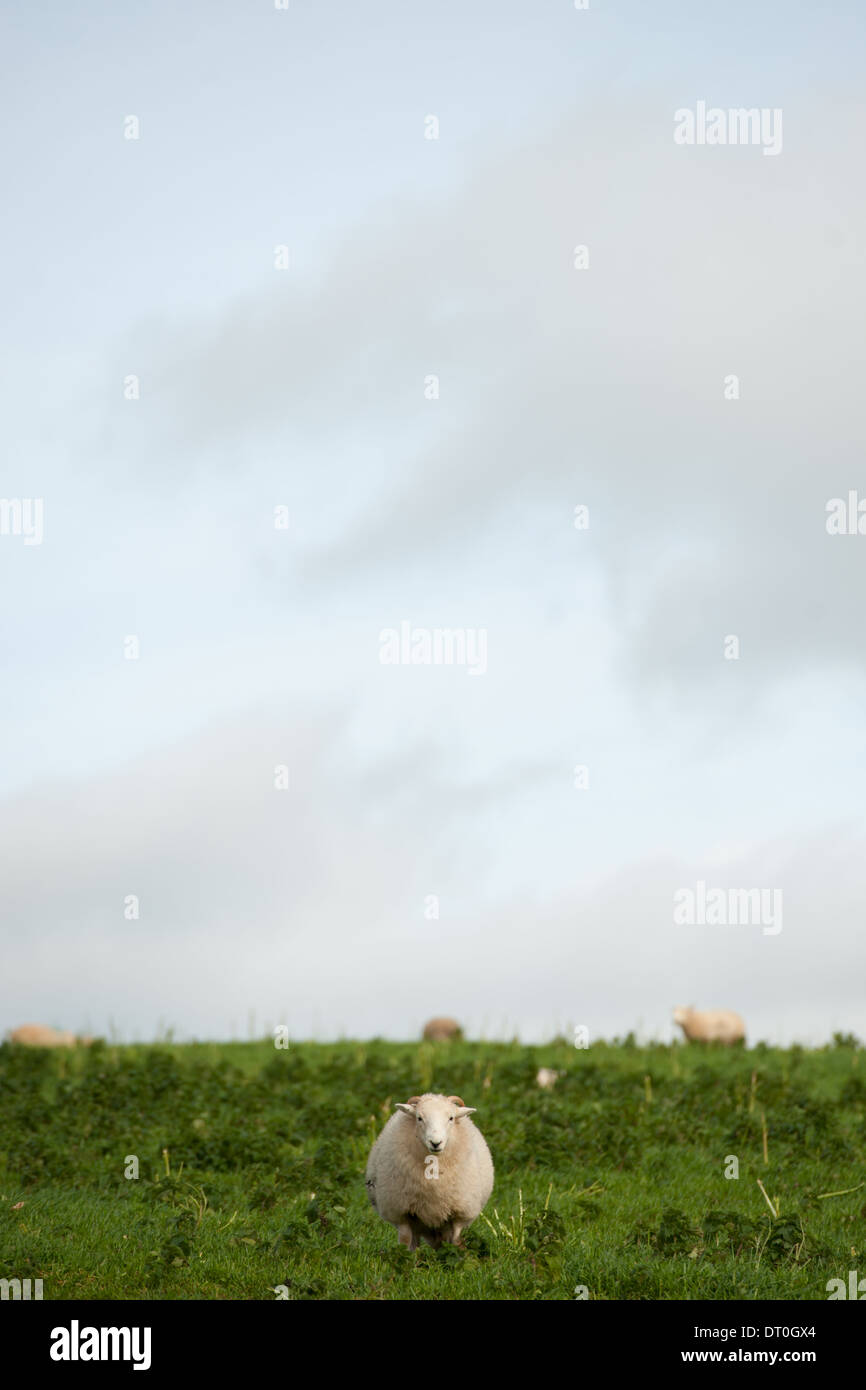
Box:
[1,1036,864,1299]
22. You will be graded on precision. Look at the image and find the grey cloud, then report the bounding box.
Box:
[107,99,866,707]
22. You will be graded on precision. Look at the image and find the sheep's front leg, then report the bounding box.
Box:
[397,1222,418,1250]
[444,1221,465,1246]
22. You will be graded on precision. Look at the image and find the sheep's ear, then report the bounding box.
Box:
[447,1094,477,1117]
[452,1096,476,1118]
[395,1097,421,1115]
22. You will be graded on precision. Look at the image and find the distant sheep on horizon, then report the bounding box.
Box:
[422,1017,463,1042]
[6,1024,92,1048]
[674,1006,745,1045]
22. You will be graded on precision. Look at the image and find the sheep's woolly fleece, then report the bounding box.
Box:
[673,1007,745,1044]
[422,1017,462,1041]
[7,1024,78,1047]
[365,1093,494,1250]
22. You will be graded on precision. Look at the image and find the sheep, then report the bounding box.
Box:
[422,1017,463,1042]
[6,1024,87,1047]
[673,1006,745,1045]
[536,1067,562,1090]
[365,1093,494,1250]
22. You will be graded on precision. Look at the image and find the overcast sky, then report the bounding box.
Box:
[2,1,864,1045]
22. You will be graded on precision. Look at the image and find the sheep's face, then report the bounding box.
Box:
[394,1094,476,1155]
[673,1007,691,1027]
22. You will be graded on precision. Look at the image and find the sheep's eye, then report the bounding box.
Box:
[449,1116,454,1122]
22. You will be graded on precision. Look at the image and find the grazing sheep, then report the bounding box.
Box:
[422,1017,463,1042]
[673,1006,745,1045]
[7,1024,78,1047]
[365,1093,494,1250]
[536,1067,562,1090]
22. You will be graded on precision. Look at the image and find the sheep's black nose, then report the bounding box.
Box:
[430,1141,442,1150]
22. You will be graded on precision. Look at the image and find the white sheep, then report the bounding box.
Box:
[365,1093,494,1250]
[422,1017,463,1042]
[673,1006,745,1044]
[7,1024,78,1048]
[536,1067,562,1090]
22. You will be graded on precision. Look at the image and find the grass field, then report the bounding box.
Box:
[1,1035,864,1300]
